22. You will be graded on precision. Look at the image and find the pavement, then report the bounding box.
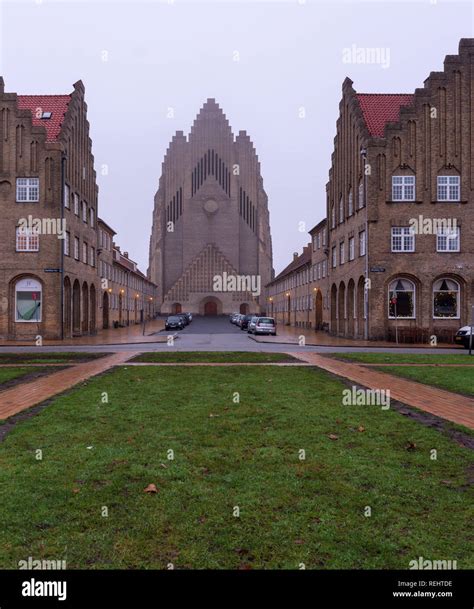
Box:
[0,316,465,355]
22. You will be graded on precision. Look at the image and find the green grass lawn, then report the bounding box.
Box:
[0,367,53,387]
[0,352,107,365]
[330,353,473,365]
[130,351,300,363]
[372,366,474,397]
[0,365,472,569]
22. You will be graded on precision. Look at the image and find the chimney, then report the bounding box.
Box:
[124,252,129,258]
[293,252,299,261]
[0,77,4,95]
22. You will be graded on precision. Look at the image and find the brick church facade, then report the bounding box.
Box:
[148,99,274,315]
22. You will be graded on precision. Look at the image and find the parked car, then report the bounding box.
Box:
[249,317,277,336]
[184,312,193,323]
[455,325,473,348]
[230,313,239,323]
[247,316,258,333]
[165,316,185,330]
[240,315,253,330]
[177,314,189,326]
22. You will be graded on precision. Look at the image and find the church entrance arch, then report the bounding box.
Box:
[200,296,222,316]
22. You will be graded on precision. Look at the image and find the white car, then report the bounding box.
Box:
[454,326,473,349]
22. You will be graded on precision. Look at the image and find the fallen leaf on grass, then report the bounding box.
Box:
[328,434,339,440]
[144,483,158,494]
[160,463,168,469]
[405,442,417,451]
[294,539,305,545]
[72,488,80,494]
[358,426,365,432]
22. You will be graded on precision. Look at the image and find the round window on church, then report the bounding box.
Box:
[203,199,218,214]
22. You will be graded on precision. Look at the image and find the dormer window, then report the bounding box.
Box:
[40,111,52,120]
[392,175,415,201]
[437,176,460,201]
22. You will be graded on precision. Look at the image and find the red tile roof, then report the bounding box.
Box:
[17,95,71,142]
[356,94,414,138]
[271,246,312,284]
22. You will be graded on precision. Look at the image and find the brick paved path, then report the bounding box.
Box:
[0,352,136,420]
[294,352,474,429]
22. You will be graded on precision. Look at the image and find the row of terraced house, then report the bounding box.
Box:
[0,78,157,341]
[267,39,474,343]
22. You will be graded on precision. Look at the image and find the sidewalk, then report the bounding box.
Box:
[295,352,474,429]
[0,351,137,419]
[0,319,170,347]
[251,326,461,349]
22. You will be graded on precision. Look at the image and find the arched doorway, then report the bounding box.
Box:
[347,279,355,337]
[172,303,182,314]
[90,285,96,334]
[72,280,81,336]
[204,301,218,315]
[330,284,337,334]
[102,291,109,329]
[240,303,249,315]
[64,277,72,338]
[357,276,365,338]
[315,290,323,330]
[338,282,346,335]
[82,282,89,334]
[200,296,222,316]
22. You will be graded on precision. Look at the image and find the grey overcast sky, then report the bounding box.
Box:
[1,0,472,275]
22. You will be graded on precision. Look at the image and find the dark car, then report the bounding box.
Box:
[455,325,473,349]
[240,315,253,330]
[184,312,193,323]
[177,314,189,326]
[165,316,184,330]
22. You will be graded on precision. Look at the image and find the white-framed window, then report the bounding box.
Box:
[349,236,355,261]
[339,241,345,264]
[436,226,460,252]
[73,193,79,216]
[339,196,344,223]
[348,189,353,216]
[83,242,87,263]
[322,230,326,247]
[317,263,321,280]
[317,232,321,249]
[89,208,95,228]
[64,183,70,209]
[332,246,337,268]
[358,179,364,209]
[391,227,415,252]
[90,246,96,267]
[74,236,79,260]
[64,231,70,256]
[388,278,416,319]
[433,278,460,319]
[331,204,335,229]
[82,202,87,223]
[15,277,42,322]
[359,230,366,256]
[16,178,39,202]
[16,227,39,252]
[437,176,460,202]
[392,175,415,201]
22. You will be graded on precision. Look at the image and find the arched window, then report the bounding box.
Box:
[388,278,415,319]
[348,189,353,216]
[15,277,42,322]
[433,278,460,318]
[358,179,364,209]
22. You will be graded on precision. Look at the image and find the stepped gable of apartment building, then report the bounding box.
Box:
[0,78,157,341]
[0,78,100,339]
[326,38,474,342]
